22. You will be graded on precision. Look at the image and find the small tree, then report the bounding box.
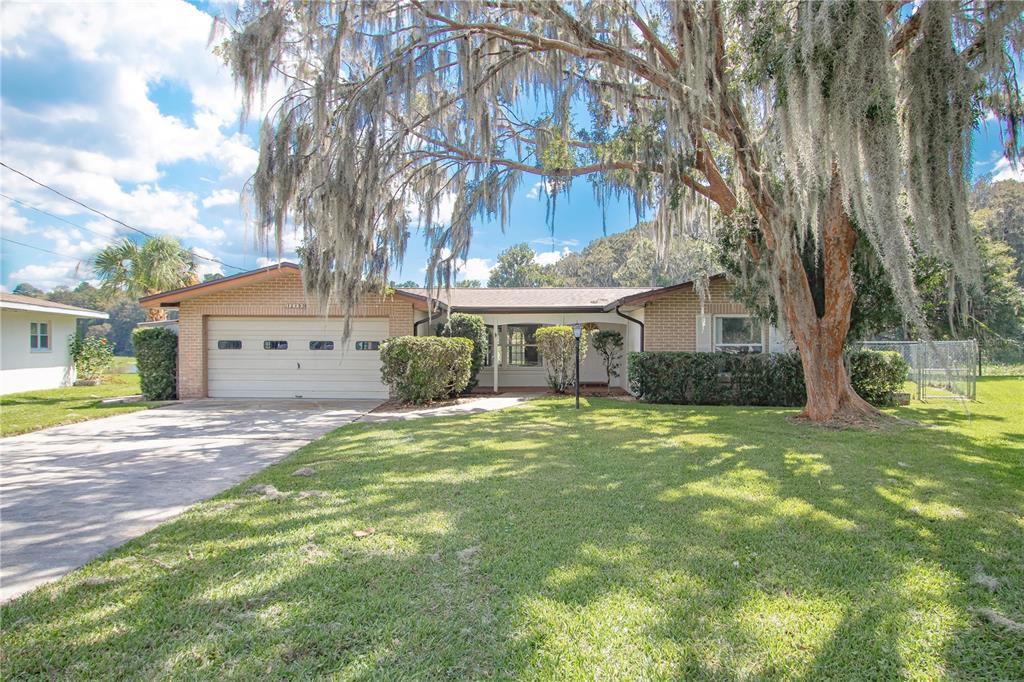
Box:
[68,335,115,383]
[436,313,488,393]
[536,326,587,394]
[591,330,624,391]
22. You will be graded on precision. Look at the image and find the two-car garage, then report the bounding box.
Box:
[206,317,389,399]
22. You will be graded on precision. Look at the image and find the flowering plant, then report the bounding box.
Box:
[68,335,115,381]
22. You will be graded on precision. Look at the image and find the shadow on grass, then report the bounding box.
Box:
[2,395,1022,679]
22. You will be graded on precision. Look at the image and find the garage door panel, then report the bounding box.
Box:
[206,317,389,399]
[206,356,382,371]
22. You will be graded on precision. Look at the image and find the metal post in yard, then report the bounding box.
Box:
[572,323,582,410]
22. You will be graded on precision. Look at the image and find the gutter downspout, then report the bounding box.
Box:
[614,306,644,352]
[413,317,430,336]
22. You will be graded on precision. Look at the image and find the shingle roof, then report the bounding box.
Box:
[396,287,658,311]
[0,292,108,318]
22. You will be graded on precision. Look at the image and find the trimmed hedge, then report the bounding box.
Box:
[848,349,910,406]
[436,313,488,393]
[629,349,907,407]
[629,352,805,406]
[380,336,473,404]
[132,326,178,400]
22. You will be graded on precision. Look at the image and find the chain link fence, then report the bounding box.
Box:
[860,340,978,401]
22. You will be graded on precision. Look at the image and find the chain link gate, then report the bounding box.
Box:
[860,340,978,401]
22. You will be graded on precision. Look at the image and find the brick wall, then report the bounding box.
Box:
[643,278,748,352]
[174,270,416,398]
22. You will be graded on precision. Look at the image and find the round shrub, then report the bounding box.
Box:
[848,349,910,406]
[380,336,473,404]
[436,313,488,393]
[132,326,178,400]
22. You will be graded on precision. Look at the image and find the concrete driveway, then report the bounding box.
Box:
[0,399,380,602]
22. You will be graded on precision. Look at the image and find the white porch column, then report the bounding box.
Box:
[492,324,500,393]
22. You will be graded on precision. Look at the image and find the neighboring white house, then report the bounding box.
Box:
[0,293,109,395]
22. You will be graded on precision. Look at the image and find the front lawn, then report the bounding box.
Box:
[0,374,152,437]
[2,378,1021,679]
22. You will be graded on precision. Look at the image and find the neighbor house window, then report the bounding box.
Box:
[355,341,380,351]
[217,340,242,350]
[714,316,762,353]
[507,325,541,366]
[309,340,335,350]
[263,340,288,350]
[30,322,50,351]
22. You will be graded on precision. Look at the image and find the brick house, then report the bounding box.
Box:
[139,262,787,399]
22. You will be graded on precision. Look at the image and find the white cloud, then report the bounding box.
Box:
[202,189,240,208]
[530,237,578,248]
[1,199,32,234]
[6,259,92,290]
[525,180,558,200]
[407,192,457,227]
[535,247,571,267]
[1,0,265,281]
[192,246,224,279]
[992,157,1023,182]
[457,257,493,282]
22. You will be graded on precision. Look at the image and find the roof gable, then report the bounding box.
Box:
[397,286,658,311]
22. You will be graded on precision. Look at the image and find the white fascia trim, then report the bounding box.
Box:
[0,301,109,319]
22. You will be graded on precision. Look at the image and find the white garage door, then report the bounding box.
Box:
[207,317,389,399]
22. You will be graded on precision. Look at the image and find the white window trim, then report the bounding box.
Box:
[713,314,763,353]
[30,320,53,353]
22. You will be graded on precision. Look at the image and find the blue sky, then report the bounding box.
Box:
[1,1,1020,291]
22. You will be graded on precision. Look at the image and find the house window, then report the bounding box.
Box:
[714,316,763,353]
[482,328,494,367]
[217,340,242,350]
[309,340,335,350]
[507,325,541,366]
[30,322,50,352]
[355,341,380,351]
[263,340,288,350]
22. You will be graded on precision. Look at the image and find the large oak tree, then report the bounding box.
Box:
[219,0,1022,421]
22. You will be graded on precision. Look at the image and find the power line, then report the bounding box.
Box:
[1,192,115,241]
[1,236,74,259]
[0,162,247,272]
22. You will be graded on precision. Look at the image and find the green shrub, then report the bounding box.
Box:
[68,335,115,381]
[436,313,488,393]
[535,325,587,393]
[591,329,624,388]
[380,336,473,404]
[848,349,909,406]
[629,349,907,407]
[132,327,178,400]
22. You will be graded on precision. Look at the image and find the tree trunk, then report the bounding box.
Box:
[775,174,877,422]
[146,306,167,322]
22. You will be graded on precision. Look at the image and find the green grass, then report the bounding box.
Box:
[0,374,152,437]
[2,378,1022,679]
[983,362,1024,376]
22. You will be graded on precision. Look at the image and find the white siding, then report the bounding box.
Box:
[0,310,77,394]
[206,317,388,399]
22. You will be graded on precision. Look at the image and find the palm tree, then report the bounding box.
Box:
[94,236,198,321]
